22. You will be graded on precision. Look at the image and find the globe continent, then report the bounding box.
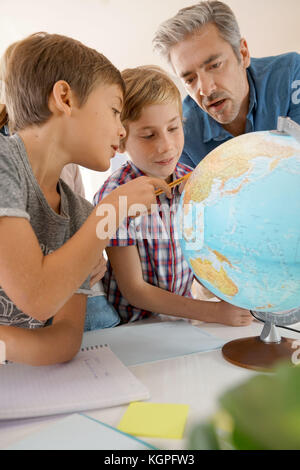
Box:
[178,131,300,313]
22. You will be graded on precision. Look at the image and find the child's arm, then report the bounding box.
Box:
[107,246,253,327]
[0,293,86,366]
[0,176,171,322]
[90,253,107,286]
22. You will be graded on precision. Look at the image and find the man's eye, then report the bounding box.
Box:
[211,62,222,70]
[185,77,194,86]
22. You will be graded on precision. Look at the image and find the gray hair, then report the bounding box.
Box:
[153,1,242,64]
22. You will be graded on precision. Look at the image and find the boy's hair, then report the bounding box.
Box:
[153,1,242,64]
[0,41,18,130]
[1,32,125,132]
[120,65,182,147]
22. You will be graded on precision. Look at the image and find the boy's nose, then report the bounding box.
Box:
[119,122,126,139]
[157,134,173,154]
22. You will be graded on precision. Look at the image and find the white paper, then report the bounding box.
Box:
[0,346,149,420]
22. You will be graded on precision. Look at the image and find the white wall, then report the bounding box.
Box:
[1,0,299,200]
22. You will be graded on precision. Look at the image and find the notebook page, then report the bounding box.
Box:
[0,346,150,420]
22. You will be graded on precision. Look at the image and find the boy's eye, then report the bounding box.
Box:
[169,127,179,133]
[112,108,121,115]
[141,134,154,139]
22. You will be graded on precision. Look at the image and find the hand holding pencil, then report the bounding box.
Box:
[155,172,191,197]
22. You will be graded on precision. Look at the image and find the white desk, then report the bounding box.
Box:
[1,320,299,450]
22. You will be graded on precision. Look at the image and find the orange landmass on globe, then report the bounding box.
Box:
[269,158,282,172]
[183,203,190,216]
[255,304,274,310]
[183,133,296,206]
[190,257,238,297]
[184,227,194,240]
[212,250,233,268]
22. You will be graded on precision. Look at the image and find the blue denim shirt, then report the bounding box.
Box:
[180,52,300,168]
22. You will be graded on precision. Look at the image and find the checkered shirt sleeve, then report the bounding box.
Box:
[93,161,194,323]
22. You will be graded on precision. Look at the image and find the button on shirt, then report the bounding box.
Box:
[180,52,300,168]
[93,160,194,323]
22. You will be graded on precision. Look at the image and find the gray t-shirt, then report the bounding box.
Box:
[0,133,94,329]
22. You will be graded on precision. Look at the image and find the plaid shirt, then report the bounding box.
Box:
[93,160,194,323]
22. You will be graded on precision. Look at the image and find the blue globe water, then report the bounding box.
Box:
[178,131,300,313]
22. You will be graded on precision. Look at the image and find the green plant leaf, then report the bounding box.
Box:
[232,426,265,450]
[188,422,221,450]
[219,363,300,450]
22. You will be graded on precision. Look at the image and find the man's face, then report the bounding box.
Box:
[170,23,250,127]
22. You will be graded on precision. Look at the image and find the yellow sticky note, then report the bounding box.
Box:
[117,402,189,440]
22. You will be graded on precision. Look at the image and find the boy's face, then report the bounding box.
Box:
[124,102,184,181]
[68,83,126,171]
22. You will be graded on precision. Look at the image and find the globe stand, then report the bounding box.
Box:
[222,318,297,372]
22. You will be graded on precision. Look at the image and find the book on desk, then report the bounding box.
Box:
[0,344,149,421]
[0,320,226,450]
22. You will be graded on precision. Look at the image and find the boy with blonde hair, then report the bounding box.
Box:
[95,65,253,326]
[0,34,170,365]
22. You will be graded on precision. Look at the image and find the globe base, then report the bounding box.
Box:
[222,336,297,371]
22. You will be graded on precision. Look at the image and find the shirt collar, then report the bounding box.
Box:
[245,68,257,129]
[128,160,146,177]
[202,113,229,143]
[202,68,258,143]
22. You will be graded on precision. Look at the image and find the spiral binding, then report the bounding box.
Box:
[80,343,109,352]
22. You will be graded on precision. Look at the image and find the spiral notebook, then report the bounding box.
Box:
[0,345,150,421]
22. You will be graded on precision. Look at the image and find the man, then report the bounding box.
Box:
[153,0,300,168]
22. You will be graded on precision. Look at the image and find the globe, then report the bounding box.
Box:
[178,130,300,315]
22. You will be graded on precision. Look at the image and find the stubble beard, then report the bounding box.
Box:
[207,98,241,126]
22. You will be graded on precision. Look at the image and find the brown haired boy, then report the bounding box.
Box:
[0,33,170,365]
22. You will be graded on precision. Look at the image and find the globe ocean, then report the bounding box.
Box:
[178,131,300,313]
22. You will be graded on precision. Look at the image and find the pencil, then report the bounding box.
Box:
[155,172,191,196]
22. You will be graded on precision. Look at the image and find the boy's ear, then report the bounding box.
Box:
[48,80,75,116]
